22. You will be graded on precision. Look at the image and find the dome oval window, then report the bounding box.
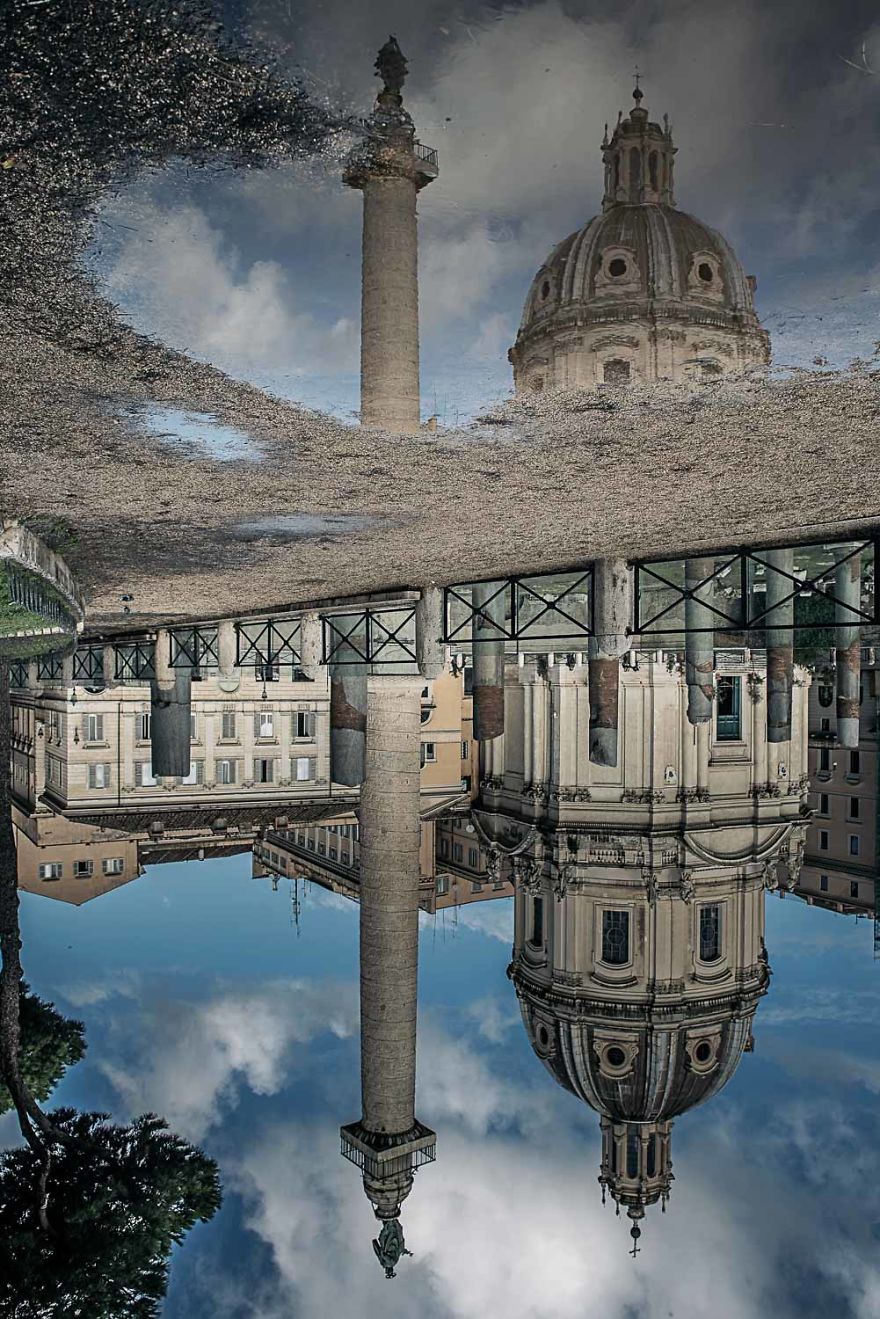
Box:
[608,257,627,278]
[540,279,551,300]
[698,262,714,283]
[606,1045,626,1068]
[694,1040,713,1064]
[536,1024,551,1050]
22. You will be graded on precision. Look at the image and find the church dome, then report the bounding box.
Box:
[509,88,769,390]
[516,987,762,1123]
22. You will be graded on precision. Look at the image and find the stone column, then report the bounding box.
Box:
[835,553,862,750]
[217,620,237,678]
[684,557,715,726]
[329,616,368,788]
[345,66,436,436]
[588,558,631,767]
[340,674,435,1227]
[472,582,506,742]
[765,549,794,744]
[298,612,323,682]
[415,587,445,681]
[150,628,191,779]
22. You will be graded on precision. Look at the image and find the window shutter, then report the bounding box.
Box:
[135,761,142,786]
[228,759,237,784]
[81,713,89,740]
[253,713,261,739]
[308,756,316,781]
[194,760,204,784]
[307,712,316,738]
[95,715,104,741]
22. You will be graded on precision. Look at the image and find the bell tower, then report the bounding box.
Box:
[601,82,676,210]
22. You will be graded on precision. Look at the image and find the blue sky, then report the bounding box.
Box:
[10,854,880,1319]
[86,0,880,424]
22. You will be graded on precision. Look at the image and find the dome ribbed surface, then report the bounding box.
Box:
[516,205,761,345]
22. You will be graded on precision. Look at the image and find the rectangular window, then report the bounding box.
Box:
[699,905,722,962]
[436,876,450,896]
[820,874,829,892]
[453,843,463,862]
[601,909,630,965]
[850,881,859,899]
[103,858,124,876]
[850,750,861,775]
[294,711,315,739]
[468,847,478,868]
[464,667,474,696]
[221,711,237,740]
[420,742,437,767]
[255,712,275,740]
[849,834,860,857]
[86,713,104,743]
[73,860,94,879]
[38,862,62,880]
[294,756,316,782]
[216,759,237,785]
[531,896,545,947]
[190,713,197,741]
[135,712,151,741]
[181,760,204,786]
[820,717,830,733]
[88,763,109,789]
[254,758,274,784]
[461,740,470,759]
[819,829,829,851]
[329,846,337,861]
[135,761,156,788]
[819,793,829,815]
[440,837,449,858]
[818,747,830,773]
[715,676,742,741]
[849,797,860,820]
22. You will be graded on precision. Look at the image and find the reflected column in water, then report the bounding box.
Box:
[684,557,715,726]
[150,628,191,779]
[765,549,794,744]
[835,553,862,750]
[341,674,435,1277]
[472,582,505,742]
[588,558,630,767]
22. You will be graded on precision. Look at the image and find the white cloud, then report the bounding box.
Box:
[96,199,358,389]
[99,978,357,1140]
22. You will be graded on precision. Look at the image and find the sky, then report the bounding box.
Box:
[86,0,880,425]
[10,854,880,1319]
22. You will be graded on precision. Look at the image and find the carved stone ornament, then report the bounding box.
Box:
[511,856,542,893]
[679,871,695,903]
[676,787,710,804]
[622,788,666,804]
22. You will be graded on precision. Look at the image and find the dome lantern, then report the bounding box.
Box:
[602,83,676,211]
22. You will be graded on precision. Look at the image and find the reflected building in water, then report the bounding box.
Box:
[474,642,811,1246]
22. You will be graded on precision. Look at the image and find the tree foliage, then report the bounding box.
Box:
[0,985,85,1115]
[0,1108,222,1317]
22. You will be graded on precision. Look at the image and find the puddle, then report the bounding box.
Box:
[227,513,382,540]
[128,406,262,462]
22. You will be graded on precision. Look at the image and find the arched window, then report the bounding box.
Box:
[817,684,834,707]
[699,904,722,962]
[603,358,631,385]
[626,1133,640,1179]
[648,150,659,191]
[602,909,630,965]
[629,148,642,194]
[613,152,621,191]
[646,1135,657,1177]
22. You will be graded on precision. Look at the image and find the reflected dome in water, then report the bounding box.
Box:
[510,86,769,391]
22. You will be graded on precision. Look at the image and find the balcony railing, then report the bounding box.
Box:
[414,140,439,173]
